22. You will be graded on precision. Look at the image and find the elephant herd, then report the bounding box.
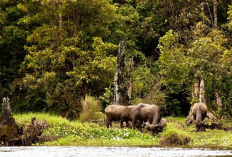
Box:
[104,102,208,136]
[105,103,162,136]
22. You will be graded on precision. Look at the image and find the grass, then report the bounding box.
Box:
[12,113,232,147]
[80,95,102,122]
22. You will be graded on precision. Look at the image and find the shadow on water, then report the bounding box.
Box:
[0,146,232,157]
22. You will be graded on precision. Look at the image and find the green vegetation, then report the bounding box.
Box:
[0,0,232,119]
[80,95,102,122]
[1,0,232,148]
[14,113,158,146]
[14,113,232,147]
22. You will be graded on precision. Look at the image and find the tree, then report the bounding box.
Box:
[158,21,230,115]
[0,0,28,97]
[14,0,117,117]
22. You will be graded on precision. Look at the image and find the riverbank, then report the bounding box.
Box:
[13,113,232,147]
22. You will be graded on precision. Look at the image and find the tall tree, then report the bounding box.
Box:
[0,0,28,96]
[14,0,117,117]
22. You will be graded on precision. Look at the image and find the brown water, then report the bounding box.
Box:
[0,146,231,157]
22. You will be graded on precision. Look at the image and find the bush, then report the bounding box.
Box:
[159,120,191,146]
[159,130,191,145]
[80,95,102,122]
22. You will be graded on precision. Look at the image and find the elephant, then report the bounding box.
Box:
[191,102,208,132]
[132,103,161,136]
[105,105,133,128]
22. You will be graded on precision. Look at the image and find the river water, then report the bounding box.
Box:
[0,146,232,157]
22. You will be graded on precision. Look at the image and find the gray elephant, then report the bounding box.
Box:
[191,102,208,132]
[132,103,161,136]
[105,105,133,128]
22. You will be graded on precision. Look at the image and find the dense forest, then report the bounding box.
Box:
[0,0,232,119]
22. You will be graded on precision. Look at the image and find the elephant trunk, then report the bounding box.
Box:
[195,105,203,126]
[150,107,161,130]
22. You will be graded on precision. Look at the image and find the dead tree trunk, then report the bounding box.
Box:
[215,92,222,110]
[192,82,200,100]
[127,58,134,105]
[192,78,205,103]
[114,36,126,105]
[199,79,205,103]
[0,97,19,146]
[114,35,133,106]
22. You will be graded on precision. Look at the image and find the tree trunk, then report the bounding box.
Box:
[114,35,134,106]
[114,36,126,105]
[200,2,213,27]
[0,97,19,146]
[213,0,218,28]
[193,82,200,100]
[59,14,62,30]
[215,92,222,110]
[200,2,205,24]
[192,77,205,103]
[199,78,205,103]
[127,58,134,106]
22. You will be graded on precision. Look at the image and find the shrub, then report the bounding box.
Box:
[80,95,102,122]
[159,130,191,145]
[159,121,191,146]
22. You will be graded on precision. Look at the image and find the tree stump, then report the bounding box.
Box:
[0,97,19,146]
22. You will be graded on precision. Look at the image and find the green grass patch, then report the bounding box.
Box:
[159,118,191,145]
[12,113,232,147]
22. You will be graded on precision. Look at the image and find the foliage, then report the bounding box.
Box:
[228,5,232,31]
[12,0,118,115]
[0,0,232,118]
[15,113,158,146]
[13,114,232,147]
[80,95,103,122]
[132,63,165,108]
[159,119,191,145]
[158,22,232,115]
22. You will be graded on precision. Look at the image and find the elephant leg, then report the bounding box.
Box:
[201,124,206,132]
[138,120,143,132]
[110,120,112,127]
[120,120,123,128]
[151,130,154,136]
[151,128,158,136]
[125,120,129,128]
[195,125,200,132]
[132,119,136,129]
[106,119,110,128]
